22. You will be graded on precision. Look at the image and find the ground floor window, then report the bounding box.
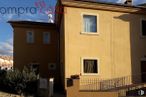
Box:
[82,58,99,75]
[27,63,39,75]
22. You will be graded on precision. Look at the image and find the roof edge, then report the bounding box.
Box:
[8,20,57,28]
[61,0,146,14]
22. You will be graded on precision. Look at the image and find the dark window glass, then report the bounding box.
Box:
[83,59,98,73]
[142,20,146,36]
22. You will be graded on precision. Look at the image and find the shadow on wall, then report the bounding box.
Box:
[114,10,146,83]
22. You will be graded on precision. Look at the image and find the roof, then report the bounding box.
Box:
[8,20,55,26]
[8,20,56,28]
[60,0,146,14]
[61,0,134,7]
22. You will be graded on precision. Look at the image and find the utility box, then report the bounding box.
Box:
[38,78,49,97]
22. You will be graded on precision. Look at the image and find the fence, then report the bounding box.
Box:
[67,78,118,97]
[80,73,145,91]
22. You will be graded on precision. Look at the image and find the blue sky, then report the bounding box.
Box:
[0,0,145,55]
[0,0,57,55]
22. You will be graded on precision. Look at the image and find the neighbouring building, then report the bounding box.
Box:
[9,21,63,90]
[0,56,13,70]
[9,0,146,96]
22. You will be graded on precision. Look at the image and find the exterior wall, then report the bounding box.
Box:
[63,6,146,83]
[12,23,59,78]
[67,78,118,97]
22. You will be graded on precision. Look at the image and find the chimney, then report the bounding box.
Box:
[124,0,132,5]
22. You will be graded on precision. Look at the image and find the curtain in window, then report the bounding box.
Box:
[84,60,97,73]
[83,15,97,32]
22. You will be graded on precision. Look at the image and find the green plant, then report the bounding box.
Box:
[22,66,37,82]
[2,67,38,95]
[5,69,23,94]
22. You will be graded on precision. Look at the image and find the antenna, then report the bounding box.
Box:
[48,14,54,23]
[45,10,54,23]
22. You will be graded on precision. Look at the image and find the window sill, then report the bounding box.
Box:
[81,73,99,76]
[81,32,99,35]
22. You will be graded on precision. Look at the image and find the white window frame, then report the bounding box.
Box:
[81,57,99,75]
[81,13,99,35]
[26,31,34,44]
[140,19,146,38]
[43,32,51,44]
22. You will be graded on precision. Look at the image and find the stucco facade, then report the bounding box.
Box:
[10,0,146,92]
[57,0,146,88]
[63,7,146,78]
[10,21,63,90]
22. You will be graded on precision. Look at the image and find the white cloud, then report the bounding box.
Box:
[0,38,13,56]
[116,0,126,3]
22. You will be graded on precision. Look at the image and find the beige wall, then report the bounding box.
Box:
[63,6,146,83]
[67,78,118,97]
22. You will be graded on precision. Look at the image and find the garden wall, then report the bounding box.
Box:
[66,78,118,97]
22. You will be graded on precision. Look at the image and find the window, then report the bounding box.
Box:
[26,31,34,43]
[43,32,50,44]
[27,63,39,75]
[82,59,98,74]
[142,20,146,36]
[83,15,97,33]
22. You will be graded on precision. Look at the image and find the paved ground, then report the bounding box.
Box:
[0,91,20,97]
[0,91,66,97]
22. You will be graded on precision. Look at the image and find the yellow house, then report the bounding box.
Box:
[10,0,146,94]
[57,0,146,89]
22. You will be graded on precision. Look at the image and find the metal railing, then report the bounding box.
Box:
[80,76,132,91]
[80,73,146,91]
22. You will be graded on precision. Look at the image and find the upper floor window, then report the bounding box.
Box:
[83,15,97,33]
[26,31,34,43]
[142,20,146,36]
[43,32,50,44]
[82,58,99,75]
